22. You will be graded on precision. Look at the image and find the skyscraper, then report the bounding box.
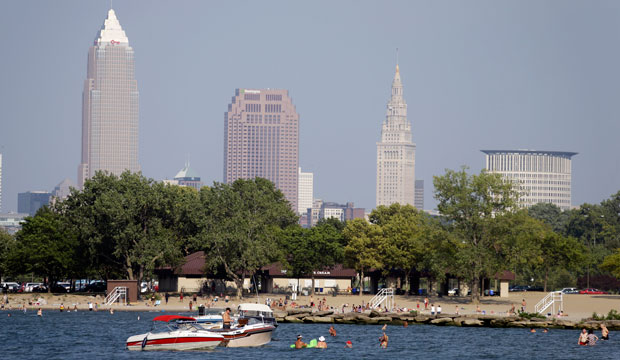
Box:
[482,149,577,210]
[414,179,424,210]
[0,153,2,211]
[78,9,140,189]
[298,167,313,215]
[376,64,416,207]
[224,89,299,210]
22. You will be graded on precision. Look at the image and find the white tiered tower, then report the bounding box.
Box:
[376,63,416,207]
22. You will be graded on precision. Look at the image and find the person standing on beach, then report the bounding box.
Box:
[521,299,526,312]
[424,297,429,310]
[455,306,459,315]
[431,304,435,315]
[165,292,169,305]
[601,324,609,340]
[180,291,184,303]
[437,305,442,314]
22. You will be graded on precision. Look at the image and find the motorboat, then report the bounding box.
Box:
[193,305,223,325]
[126,315,224,351]
[188,303,277,347]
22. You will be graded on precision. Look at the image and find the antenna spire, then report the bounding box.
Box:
[396,48,399,66]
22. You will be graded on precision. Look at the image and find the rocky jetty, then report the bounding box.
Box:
[273,309,620,330]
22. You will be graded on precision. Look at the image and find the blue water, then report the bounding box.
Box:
[0,310,616,359]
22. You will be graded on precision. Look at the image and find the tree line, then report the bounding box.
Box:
[1,169,619,302]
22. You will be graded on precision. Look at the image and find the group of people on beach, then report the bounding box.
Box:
[577,325,609,346]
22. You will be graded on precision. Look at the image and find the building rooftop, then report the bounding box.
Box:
[174,162,200,180]
[481,149,578,158]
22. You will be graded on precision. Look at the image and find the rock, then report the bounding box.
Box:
[303,316,334,323]
[273,309,287,318]
[430,317,453,325]
[414,315,431,323]
[313,310,334,317]
[335,318,357,324]
[552,319,577,329]
[373,317,393,323]
[461,319,484,327]
[284,316,304,323]
[287,308,312,315]
[369,310,382,318]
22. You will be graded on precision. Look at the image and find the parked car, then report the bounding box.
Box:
[560,287,579,294]
[49,283,70,293]
[32,284,48,292]
[448,288,459,296]
[24,282,44,292]
[579,288,608,295]
[529,286,544,292]
[1,282,20,293]
[83,281,106,293]
[509,285,530,292]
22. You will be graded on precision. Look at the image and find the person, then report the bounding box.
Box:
[180,291,184,302]
[509,304,516,315]
[189,300,193,311]
[431,304,435,315]
[37,308,42,317]
[193,293,198,303]
[110,308,114,314]
[88,302,93,311]
[521,299,526,312]
[222,307,232,329]
[416,300,420,311]
[543,328,549,333]
[455,305,459,315]
[587,329,598,346]
[601,324,609,340]
[403,320,408,328]
[437,304,442,315]
[316,336,327,348]
[578,328,588,346]
[530,328,536,333]
[476,305,481,313]
[382,324,387,331]
[379,332,389,348]
[424,297,429,310]
[165,292,169,305]
[295,335,307,349]
[73,304,78,311]
[329,325,337,337]
[59,303,64,312]
[344,340,353,348]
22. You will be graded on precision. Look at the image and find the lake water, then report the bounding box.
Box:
[0,310,617,359]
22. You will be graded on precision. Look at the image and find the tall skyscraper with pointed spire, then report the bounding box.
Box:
[78,9,139,189]
[376,63,416,207]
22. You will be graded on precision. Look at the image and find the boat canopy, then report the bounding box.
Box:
[153,315,197,322]
[237,303,273,313]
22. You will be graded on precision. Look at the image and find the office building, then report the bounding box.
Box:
[168,162,203,190]
[298,168,313,214]
[78,9,140,189]
[482,149,577,211]
[52,178,75,201]
[414,179,424,210]
[0,212,28,235]
[376,63,416,207]
[305,200,365,227]
[18,191,52,216]
[224,89,299,210]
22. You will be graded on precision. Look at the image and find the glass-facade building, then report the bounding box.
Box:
[78,9,139,188]
[224,89,299,211]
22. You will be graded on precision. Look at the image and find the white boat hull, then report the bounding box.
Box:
[215,324,275,347]
[126,330,223,351]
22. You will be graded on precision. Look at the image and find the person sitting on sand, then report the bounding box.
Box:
[379,332,389,348]
[508,304,515,315]
[295,335,307,349]
[578,328,588,346]
[316,336,327,348]
[329,325,337,337]
[601,324,609,340]
[587,329,598,346]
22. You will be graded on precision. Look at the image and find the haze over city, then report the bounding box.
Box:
[1,0,620,213]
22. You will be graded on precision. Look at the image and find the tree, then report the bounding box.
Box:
[343,218,383,296]
[527,203,569,234]
[601,248,620,279]
[58,171,184,285]
[0,228,16,282]
[197,178,298,299]
[6,207,77,290]
[433,167,518,302]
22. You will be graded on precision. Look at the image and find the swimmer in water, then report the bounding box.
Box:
[294,335,307,349]
[379,332,389,348]
[344,340,353,348]
[578,328,588,345]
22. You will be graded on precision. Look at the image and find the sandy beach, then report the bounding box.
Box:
[3,291,619,321]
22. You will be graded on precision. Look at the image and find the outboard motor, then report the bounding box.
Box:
[198,304,205,316]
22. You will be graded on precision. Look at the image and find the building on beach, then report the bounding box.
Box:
[224,89,299,211]
[376,63,416,208]
[482,149,577,210]
[78,9,140,189]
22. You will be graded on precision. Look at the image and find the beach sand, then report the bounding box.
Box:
[3,291,619,321]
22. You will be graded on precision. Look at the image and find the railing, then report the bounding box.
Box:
[105,286,128,306]
[534,291,563,314]
[369,288,394,310]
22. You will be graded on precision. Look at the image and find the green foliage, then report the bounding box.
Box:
[591,310,620,321]
[343,218,383,295]
[433,167,519,302]
[0,228,16,280]
[6,207,77,288]
[518,311,546,320]
[600,248,620,279]
[527,203,569,234]
[195,177,298,298]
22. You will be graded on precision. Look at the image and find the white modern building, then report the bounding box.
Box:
[482,149,577,211]
[297,168,313,214]
[376,63,416,207]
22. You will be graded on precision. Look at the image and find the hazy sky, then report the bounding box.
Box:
[2,0,620,213]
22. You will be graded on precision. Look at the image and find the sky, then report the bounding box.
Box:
[1,0,620,213]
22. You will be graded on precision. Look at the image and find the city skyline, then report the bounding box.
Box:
[2,1,620,212]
